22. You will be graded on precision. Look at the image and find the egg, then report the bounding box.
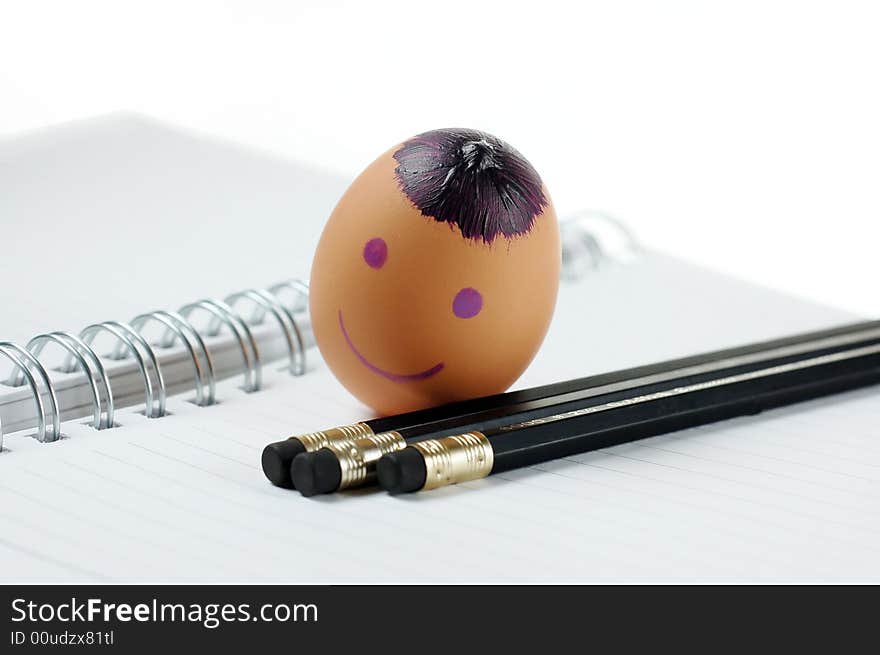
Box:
[310,128,560,414]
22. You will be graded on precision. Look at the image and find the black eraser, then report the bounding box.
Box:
[291,449,342,497]
[261,439,306,489]
[377,447,427,494]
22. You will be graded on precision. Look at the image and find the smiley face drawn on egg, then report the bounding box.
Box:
[310,128,560,415]
[338,237,489,382]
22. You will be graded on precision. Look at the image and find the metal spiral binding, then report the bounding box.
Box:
[0,278,310,450]
[179,299,262,393]
[267,279,310,313]
[80,321,168,419]
[560,210,641,280]
[0,342,62,445]
[222,289,305,376]
[129,311,216,407]
[27,332,116,430]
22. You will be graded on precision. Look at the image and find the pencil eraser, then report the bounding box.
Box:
[377,447,427,494]
[291,449,343,497]
[309,128,560,415]
[261,439,306,489]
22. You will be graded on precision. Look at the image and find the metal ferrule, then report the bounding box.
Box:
[294,422,374,452]
[411,431,494,491]
[326,431,407,489]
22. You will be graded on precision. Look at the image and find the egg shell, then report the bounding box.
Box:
[310,137,560,415]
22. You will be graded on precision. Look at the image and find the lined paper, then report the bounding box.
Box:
[1,251,878,583]
[0,366,877,583]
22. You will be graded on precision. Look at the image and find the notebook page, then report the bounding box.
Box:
[0,254,876,583]
[0,367,369,582]
[1,365,877,583]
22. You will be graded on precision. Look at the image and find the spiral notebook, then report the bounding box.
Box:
[1,115,877,583]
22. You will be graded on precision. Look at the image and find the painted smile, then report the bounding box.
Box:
[338,310,444,382]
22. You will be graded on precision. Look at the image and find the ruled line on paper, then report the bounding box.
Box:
[0,528,112,581]
[631,442,880,500]
[528,456,880,559]
[593,449,880,522]
[553,457,880,554]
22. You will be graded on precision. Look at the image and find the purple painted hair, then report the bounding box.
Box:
[393,128,547,244]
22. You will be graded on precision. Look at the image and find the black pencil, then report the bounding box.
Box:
[376,321,880,494]
[262,350,651,488]
[289,319,880,495]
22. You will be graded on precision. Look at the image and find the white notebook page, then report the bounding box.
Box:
[1,253,877,583]
[1,368,877,583]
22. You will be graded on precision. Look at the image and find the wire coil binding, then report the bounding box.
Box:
[0,278,310,449]
[560,210,641,280]
[0,342,62,445]
[27,331,115,430]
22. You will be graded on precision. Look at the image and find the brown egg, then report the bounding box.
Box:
[310,128,560,414]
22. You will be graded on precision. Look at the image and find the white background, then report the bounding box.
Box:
[2,0,877,315]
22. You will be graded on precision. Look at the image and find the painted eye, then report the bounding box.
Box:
[363,237,387,269]
[453,287,483,319]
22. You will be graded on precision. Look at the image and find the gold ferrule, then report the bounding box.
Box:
[293,422,374,452]
[326,431,407,489]
[411,431,494,491]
